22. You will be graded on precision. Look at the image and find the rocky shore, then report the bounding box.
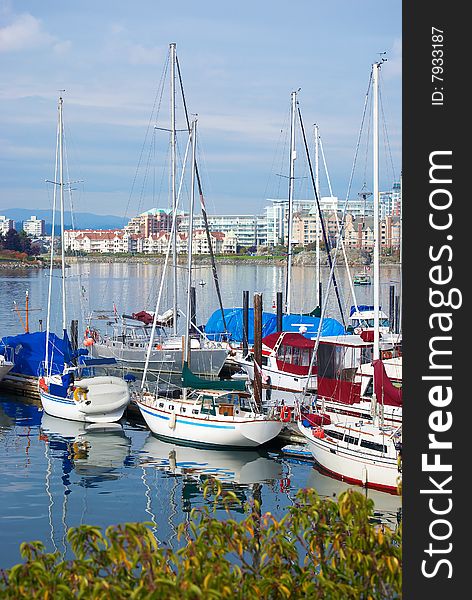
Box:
[0,249,400,269]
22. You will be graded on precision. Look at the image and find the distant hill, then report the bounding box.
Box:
[1,208,126,235]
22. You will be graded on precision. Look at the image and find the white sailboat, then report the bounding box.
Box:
[135,119,284,448]
[0,349,14,382]
[298,61,402,494]
[38,97,130,423]
[88,43,229,378]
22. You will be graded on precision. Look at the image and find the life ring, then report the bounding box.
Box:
[280,477,291,492]
[39,377,48,393]
[73,387,88,403]
[84,337,94,347]
[313,426,325,439]
[155,344,162,350]
[280,406,291,422]
[354,327,362,335]
[383,350,393,359]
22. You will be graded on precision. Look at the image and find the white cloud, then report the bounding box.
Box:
[0,13,55,52]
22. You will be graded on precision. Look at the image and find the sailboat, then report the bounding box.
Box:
[135,119,284,448]
[297,61,402,493]
[88,44,229,378]
[38,97,130,423]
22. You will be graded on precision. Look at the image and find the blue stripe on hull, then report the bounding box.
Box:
[139,405,236,430]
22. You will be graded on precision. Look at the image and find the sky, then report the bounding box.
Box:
[0,1,401,222]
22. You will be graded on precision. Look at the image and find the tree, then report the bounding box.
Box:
[0,486,401,599]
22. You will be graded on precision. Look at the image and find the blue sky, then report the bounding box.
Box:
[0,1,401,221]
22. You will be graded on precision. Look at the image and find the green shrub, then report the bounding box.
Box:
[0,485,401,599]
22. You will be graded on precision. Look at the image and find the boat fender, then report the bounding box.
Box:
[313,426,325,439]
[280,406,291,422]
[169,411,177,430]
[73,387,88,403]
[39,377,49,393]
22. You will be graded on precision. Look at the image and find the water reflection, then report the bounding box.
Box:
[140,434,283,485]
[40,413,132,486]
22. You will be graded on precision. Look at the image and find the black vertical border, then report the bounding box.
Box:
[403,2,466,597]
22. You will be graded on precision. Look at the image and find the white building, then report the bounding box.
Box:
[264,197,339,246]
[180,214,266,248]
[0,216,14,235]
[23,216,45,237]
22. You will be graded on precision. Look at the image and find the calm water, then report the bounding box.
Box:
[0,262,402,569]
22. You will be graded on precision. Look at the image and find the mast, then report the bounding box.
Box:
[314,123,321,307]
[170,43,178,335]
[285,90,297,314]
[373,62,380,362]
[59,97,67,333]
[184,118,197,365]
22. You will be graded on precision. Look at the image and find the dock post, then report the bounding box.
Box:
[253,292,263,410]
[242,290,249,357]
[389,284,395,331]
[70,320,78,366]
[190,286,196,335]
[394,294,401,334]
[276,291,283,332]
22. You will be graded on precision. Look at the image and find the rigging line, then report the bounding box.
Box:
[318,133,356,317]
[378,79,397,183]
[175,55,228,332]
[122,52,169,228]
[296,106,346,328]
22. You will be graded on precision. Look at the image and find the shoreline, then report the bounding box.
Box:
[0,251,401,269]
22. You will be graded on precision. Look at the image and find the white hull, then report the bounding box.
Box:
[0,363,13,382]
[92,342,228,376]
[241,361,315,394]
[317,398,402,427]
[136,399,283,448]
[298,422,401,494]
[39,376,130,423]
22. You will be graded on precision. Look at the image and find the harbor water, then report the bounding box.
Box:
[0,262,402,569]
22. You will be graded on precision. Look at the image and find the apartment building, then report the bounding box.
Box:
[0,216,14,235]
[22,215,45,237]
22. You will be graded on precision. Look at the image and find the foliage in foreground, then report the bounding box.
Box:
[0,486,401,599]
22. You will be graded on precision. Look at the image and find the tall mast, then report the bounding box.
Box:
[170,43,178,335]
[184,118,197,365]
[59,96,67,333]
[314,123,321,306]
[285,90,297,314]
[373,62,380,361]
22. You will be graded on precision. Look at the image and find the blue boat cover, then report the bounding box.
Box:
[349,305,382,316]
[204,308,345,344]
[0,331,74,377]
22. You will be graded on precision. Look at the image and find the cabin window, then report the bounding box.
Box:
[169,405,174,410]
[158,402,164,408]
[181,407,186,413]
[360,440,387,453]
[361,346,373,364]
[324,429,344,441]
[344,434,359,445]
[300,349,312,366]
[200,396,216,416]
[363,378,374,398]
[262,356,268,366]
[291,346,301,365]
[192,409,199,415]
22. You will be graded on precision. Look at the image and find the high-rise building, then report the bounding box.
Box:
[22,216,45,237]
[0,216,14,235]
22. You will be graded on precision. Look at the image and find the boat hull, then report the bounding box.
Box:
[136,400,283,448]
[299,423,401,494]
[91,343,228,377]
[39,376,130,423]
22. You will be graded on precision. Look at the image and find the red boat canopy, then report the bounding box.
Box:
[373,359,403,407]
[132,311,154,325]
[262,332,315,350]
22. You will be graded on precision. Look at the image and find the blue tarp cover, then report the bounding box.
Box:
[0,331,73,377]
[204,308,345,344]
